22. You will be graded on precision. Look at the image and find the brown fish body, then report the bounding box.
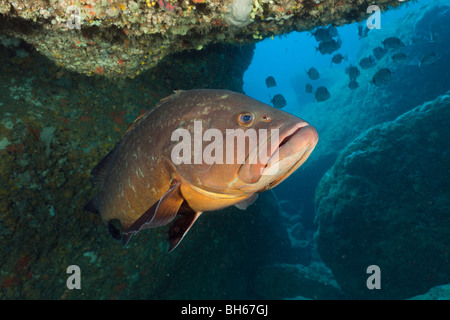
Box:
[85,89,318,251]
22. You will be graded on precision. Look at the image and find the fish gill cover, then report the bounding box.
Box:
[1,0,450,302]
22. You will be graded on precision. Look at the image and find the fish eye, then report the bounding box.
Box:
[238,112,254,127]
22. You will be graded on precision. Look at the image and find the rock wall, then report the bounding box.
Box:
[253,262,343,299]
[0,37,298,299]
[314,93,450,299]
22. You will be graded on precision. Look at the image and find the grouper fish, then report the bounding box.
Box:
[84,89,318,252]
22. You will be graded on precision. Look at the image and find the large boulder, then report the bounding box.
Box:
[314,93,450,299]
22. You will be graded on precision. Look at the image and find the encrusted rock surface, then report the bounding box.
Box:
[253,262,343,299]
[0,0,409,77]
[409,283,450,300]
[314,93,450,299]
[0,38,297,299]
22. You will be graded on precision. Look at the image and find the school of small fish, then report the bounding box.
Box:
[262,24,441,106]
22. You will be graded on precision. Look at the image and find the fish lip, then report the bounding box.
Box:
[242,121,307,169]
[279,122,307,147]
[238,120,317,186]
[259,124,318,191]
[262,121,309,169]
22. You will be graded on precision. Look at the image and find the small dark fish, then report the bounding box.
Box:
[306,67,320,80]
[265,76,276,88]
[272,94,287,109]
[391,52,407,63]
[358,24,370,39]
[317,39,341,55]
[315,86,330,102]
[327,25,338,38]
[372,46,387,60]
[305,83,313,93]
[372,68,391,86]
[346,65,361,81]
[348,80,359,90]
[359,56,376,69]
[312,27,333,42]
[331,53,346,64]
[383,37,405,51]
[419,52,441,67]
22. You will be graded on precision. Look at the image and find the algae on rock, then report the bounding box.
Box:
[0,0,410,78]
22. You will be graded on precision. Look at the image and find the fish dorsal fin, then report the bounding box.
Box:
[122,111,147,138]
[168,211,202,253]
[121,179,184,246]
[158,90,185,104]
[90,146,119,187]
[234,193,259,210]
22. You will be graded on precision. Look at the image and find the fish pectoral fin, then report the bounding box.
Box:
[234,193,259,210]
[149,178,184,228]
[121,179,184,246]
[168,211,202,253]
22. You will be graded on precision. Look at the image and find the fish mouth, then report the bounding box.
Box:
[238,121,318,188]
[265,123,306,164]
[278,125,304,148]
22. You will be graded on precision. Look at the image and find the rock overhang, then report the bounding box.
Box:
[0,0,410,78]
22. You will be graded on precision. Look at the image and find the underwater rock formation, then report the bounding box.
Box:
[0,0,409,78]
[253,262,343,299]
[314,93,450,299]
[409,283,450,300]
[299,1,450,168]
[0,37,290,299]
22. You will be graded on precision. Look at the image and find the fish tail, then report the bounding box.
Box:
[108,220,123,242]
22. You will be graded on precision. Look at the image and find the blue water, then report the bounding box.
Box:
[242,0,450,227]
[241,0,450,299]
[243,1,423,112]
